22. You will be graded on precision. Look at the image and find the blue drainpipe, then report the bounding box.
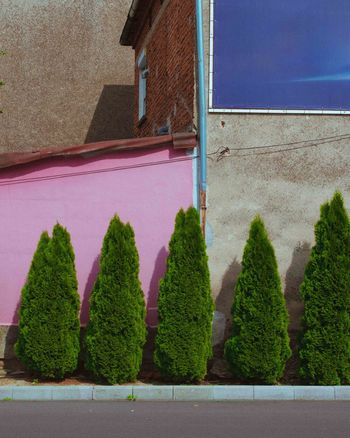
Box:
[195,0,208,234]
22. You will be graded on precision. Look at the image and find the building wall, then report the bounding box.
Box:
[0,147,193,360]
[202,2,350,346]
[0,0,134,152]
[133,0,195,137]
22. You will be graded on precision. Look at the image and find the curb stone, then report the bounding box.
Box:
[52,386,92,401]
[13,386,52,401]
[0,386,13,400]
[93,385,133,400]
[133,385,173,400]
[213,385,253,400]
[254,386,294,400]
[335,386,350,400]
[174,386,213,401]
[294,386,335,401]
[0,385,347,401]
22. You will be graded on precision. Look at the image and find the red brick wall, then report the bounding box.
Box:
[134,0,195,137]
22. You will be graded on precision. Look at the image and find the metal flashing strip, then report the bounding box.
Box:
[0,133,197,170]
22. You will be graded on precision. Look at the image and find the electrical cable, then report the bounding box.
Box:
[1,132,349,186]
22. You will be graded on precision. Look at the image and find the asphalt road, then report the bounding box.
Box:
[0,401,350,438]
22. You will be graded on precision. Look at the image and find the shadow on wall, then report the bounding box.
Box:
[146,246,168,328]
[85,85,134,143]
[215,258,242,338]
[81,255,100,324]
[138,247,169,380]
[209,259,242,379]
[2,326,19,372]
[2,297,21,372]
[283,241,311,383]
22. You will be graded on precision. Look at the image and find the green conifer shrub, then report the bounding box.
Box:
[84,215,146,384]
[16,224,80,379]
[225,216,291,384]
[299,192,350,385]
[154,207,214,382]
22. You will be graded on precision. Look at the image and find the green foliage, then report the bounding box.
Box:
[84,215,146,385]
[225,216,291,384]
[154,207,214,382]
[299,192,350,385]
[16,224,80,379]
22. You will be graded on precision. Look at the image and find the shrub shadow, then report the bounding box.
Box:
[139,247,168,381]
[81,255,100,325]
[215,258,242,339]
[282,242,311,384]
[209,258,241,380]
[2,299,24,375]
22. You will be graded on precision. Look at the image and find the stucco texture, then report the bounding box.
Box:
[202,3,350,335]
[0,0,134,152]
[0,148,193,338]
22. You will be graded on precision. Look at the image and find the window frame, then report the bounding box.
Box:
[137,50,148,121]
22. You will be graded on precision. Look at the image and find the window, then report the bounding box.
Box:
[137,50,148,120]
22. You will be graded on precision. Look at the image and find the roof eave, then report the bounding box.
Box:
[0,133,198,170]
[120,0,142,47]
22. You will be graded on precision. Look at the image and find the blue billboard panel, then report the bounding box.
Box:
[213,0,350,112]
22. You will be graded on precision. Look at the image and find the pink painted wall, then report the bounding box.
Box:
[0,147,193,327]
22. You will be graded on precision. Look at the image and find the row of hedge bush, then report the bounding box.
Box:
[224,191,350,385]
[16,192,350,385]
[16,207,213,384]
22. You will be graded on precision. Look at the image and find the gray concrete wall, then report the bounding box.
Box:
[202,3,350,346]
[0,0,134,152]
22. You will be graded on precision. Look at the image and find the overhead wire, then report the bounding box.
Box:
[0,133,349,186]
[208,133,350,161]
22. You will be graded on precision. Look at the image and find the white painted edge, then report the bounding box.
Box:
[209,108,350,115]
[208,0,215,110]
[0,385,349,401]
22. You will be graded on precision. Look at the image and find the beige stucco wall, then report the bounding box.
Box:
[202,3,350,339]
[0,0,134,152]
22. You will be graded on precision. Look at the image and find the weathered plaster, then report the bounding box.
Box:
[202,2,350,321]
[0,0,134,152]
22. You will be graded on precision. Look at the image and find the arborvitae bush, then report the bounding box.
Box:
[299,192,350,385]
[16,224,80,379]
[84,215,146,384]
[154,207,214,382]
[225,216,291,384]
